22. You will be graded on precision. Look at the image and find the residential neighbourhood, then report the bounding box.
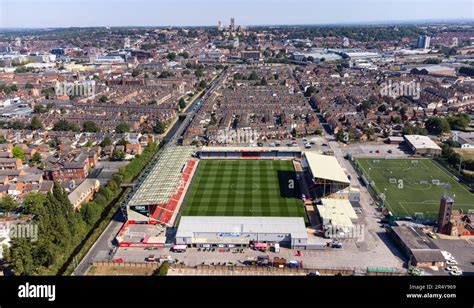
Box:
[0,1,473,306]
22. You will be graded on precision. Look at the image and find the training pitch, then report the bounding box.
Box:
[356,158,474,219]
[182,159,307,219]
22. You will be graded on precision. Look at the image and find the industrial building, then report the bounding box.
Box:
[176,216,308,249]
[404,135,442,156]
[390,226,446,268]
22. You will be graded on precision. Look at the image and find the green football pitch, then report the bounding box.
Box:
[182,159,307,220]
[356,158,474,219]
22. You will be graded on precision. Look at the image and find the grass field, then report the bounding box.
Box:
[356,158,474,219]
[182,160,307,220]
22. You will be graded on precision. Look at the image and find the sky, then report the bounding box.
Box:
[0,0,472,28]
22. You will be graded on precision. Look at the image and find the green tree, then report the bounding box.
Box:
[447,114,470,131]
[0,195,19,214]
[153,120,166,134]
[199,80,208,89]
[178,51,189,59]
[12,146,25,160]
[195,69,204,78]
[178,98,187,109]
[82,121,100,133]
[29,116,43,130]
[166,52,177,61]
[9,120,25,130]
[81,202,102,226]
[425,117,450,135]
[31,152,42,164]
[111,151,125,161]
[115,122,131,134]
[100,136,112,148]
[99,95,107,103]
[131,69,141,77]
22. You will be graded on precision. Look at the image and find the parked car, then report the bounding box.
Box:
[307,271,321,276]
[449,270,463,276]
[145,255,157,263]
[445,265,459,272]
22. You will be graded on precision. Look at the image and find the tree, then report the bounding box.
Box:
[248,71,258,80]
[131,69,141,77]
[166,52,177,61]
[153,261,170,276]
[425,117,450,135]
[0,195,19,214]
[99,95,107,103]
[115,122,131,134]
[447,114,470,131]
[378,104,387,113]
[53,119,75,132]
[307,56,314,62]
[178,98,187,109]
[31,152,42,164]
[100,136,112,148]
[260,77,268,86]
[82,121,100,133]
[195,69,204,78]
[153,120,166,134]
[81,202,102,226]
[12,146,25,160]
[178,51,189,59]
[9,120,25,130]
[111,151,125,161]
[116,138,128,147]
[403,123,427,136]
[199,80,208,89]
[305,86,317,97]
[29,116,43,130]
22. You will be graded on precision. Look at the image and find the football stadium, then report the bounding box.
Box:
[118,145,351,248]
[181,159,306,219]
[355,158,474,219]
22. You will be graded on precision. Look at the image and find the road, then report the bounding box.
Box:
[72,70,226,276]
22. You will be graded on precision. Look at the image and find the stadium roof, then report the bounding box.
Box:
[304,152,350,184]
[176,216,307,239]
[317,198,358,228]
[127,146,195,207]
[200,146,301,152]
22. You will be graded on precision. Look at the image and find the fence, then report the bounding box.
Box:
[91,261,406,276]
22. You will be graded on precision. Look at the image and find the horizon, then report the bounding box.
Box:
[0,0,472,28]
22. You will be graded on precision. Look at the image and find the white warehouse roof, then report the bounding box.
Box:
[404,135,441,151]
[304,152,350,184]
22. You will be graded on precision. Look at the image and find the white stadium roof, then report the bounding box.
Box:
[304,152,350,184]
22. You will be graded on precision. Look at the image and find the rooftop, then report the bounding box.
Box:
[404,135,442,151]
[127,145,195,207]
[176,216,307,239]
[304,152,350,184]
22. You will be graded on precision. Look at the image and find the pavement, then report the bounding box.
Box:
[72,210,125,275]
